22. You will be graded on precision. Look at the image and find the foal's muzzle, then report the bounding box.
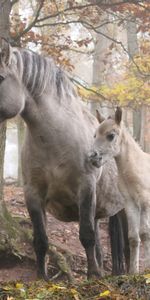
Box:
[88,150,102,168]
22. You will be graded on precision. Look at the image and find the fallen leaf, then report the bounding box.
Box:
[15,283,24,289]
[99,290,110,297]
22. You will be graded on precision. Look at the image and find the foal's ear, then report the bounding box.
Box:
[115,107,122,125]
[96,110,105,124]
[0,37,12,66]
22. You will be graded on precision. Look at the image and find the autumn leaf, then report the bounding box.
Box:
[15,283,24,289]
[143,274,150,283]
[70,288,80,300]
[99,290,110,297]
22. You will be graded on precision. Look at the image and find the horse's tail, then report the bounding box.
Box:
[109,209,129,275]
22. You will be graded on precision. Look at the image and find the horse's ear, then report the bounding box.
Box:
[96,110,105,124]
[115,107,122,125]
[0,37,12,66]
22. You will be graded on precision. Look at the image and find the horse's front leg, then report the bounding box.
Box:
[25,188,49,281]
[126,202,140,274]
[95,219,104,275]
[79,177,102,279]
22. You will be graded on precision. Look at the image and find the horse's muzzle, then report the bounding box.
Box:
[88,150,102,168]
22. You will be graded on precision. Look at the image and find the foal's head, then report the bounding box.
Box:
[89,107,123,168]
[0,38,24,122]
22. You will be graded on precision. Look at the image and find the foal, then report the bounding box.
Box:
[90,107,150,274]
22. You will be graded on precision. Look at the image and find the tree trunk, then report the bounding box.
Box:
[11,1,25,186]
[91,13,114,117]
[126,18,138,58]
[0,123,6,201]
[0,0,30,259]
[126,17,143,145]
[17,114,25,187]
[0,0,11,39]
[0,0,11,204]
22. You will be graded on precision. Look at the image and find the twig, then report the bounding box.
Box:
[49,270,62,281]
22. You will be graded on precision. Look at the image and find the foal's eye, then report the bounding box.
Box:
[94,133,96,138]
[0,75,4,84]
[106,133,115,141]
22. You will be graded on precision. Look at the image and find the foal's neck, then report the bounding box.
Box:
[115,126,143,174]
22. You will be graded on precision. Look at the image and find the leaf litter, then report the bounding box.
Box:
[0,273,150,300]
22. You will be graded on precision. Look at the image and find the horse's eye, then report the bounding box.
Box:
[106,133,115,141]
[94,133,96,138]
[0,75,4,84]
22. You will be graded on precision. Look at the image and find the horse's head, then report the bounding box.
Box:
[89,107,123,168]
[0,38,25,122]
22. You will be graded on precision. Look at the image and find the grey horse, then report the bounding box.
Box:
[0,38,128,280]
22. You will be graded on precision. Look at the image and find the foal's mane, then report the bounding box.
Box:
[12,47,77,101]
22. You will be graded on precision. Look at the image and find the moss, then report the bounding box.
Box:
[0,203,30,258]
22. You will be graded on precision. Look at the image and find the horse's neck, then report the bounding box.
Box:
[14,48,96,150]
[115,126,143,175]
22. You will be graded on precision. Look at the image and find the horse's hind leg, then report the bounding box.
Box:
[119,209,130,273]
[79,178,102,279]
[25,190,49,280]
[109,209,130,275]
[109,212,124,275]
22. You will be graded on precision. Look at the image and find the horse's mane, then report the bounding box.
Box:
[12,47,77,101]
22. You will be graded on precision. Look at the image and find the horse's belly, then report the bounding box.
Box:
[96,199,124,218]
[96,178,124,218]
[46,186,79,222]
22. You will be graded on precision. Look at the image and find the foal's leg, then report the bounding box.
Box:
[140,205,150,269]
[95,219,104,274]
[79,177,102,279]
[126,203,140,274]
[25,189,49,280]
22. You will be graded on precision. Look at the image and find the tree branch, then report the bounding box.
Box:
[13,0,44,41]
[33,18,150,78]
[35,0,149,24]
[11,0,149,79]
[34,20,111,29]
[70,76,108,101]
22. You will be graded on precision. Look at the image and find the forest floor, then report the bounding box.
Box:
[1,183,111,283]
[0,183,149,299]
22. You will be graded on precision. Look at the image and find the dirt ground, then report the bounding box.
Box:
[0,184,144,284]
[0,184,113,283]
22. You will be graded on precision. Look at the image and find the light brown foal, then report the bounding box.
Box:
[90,107,150,274]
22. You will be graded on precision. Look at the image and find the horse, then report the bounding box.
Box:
[89,106,150,274]
[0,38,128,280]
